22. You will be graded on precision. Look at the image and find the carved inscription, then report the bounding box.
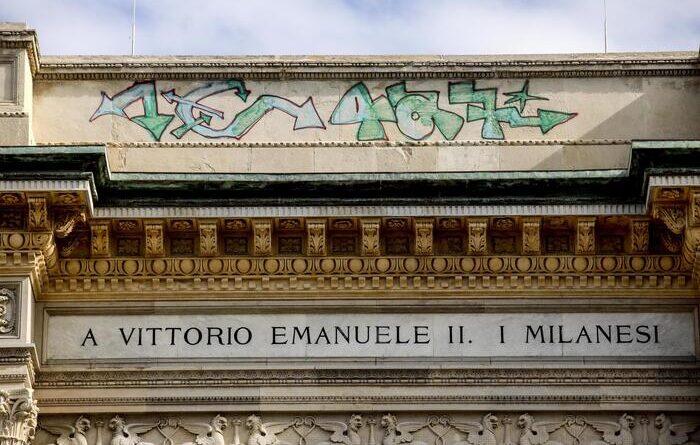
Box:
[46,311,694,361]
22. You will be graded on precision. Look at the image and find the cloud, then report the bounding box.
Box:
[1,0,698,55]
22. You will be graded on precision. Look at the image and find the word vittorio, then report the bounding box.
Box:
[89,80,577,142]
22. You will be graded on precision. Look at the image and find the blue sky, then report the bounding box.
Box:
[2,0,699,55]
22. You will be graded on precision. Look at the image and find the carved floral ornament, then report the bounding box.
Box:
[33,413,699,445]
[0,390,38,445]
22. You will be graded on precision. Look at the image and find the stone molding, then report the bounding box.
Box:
[33,368,700,388]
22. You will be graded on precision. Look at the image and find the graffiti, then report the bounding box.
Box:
[90,81,174,141]
[165,80,324,139]
[329,80,575,141]
[448,80,576,140]
[386,82,464,140]
[91,79,576,141]
[91,79,324,141]
[329,83,396,141]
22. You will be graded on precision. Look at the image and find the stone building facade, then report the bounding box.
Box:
[0,22,699,445]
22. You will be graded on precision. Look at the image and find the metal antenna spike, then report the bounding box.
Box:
[603,0,608,54]
[131,0,136,56]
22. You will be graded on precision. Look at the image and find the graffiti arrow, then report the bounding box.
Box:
[172,79,325,139]
[467,105,577,136]
[161,90,225,119]
[90,81,174,141]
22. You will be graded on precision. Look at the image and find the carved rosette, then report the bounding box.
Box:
[0,391,38,445]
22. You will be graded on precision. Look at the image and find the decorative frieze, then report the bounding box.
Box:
[29,412,700,445]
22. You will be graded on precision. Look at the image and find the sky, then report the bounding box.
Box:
[1,0,699,55]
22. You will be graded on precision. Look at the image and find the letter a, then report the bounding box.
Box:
[81,328,98,346]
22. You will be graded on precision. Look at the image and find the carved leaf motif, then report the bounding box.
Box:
[468,224,487,254]
[254,224,272,256]
[200,227,218,255]
[631,221,649,252]
[91,225,109,255]
[308,223,326,255]
[577,223,595,253]
[522,222,540,254]
[28,198,48,231]
[145,227,163,256]
[361,223,380,256]
[414,222,433,256]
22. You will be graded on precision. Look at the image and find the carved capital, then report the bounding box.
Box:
[26,197,49,232]
[576,217,596,255]
[199,222,218,257]
[306,220,327,256]
[522,217,541,255]
[467,219,488,255]
[253,220,272,256]
[0,390,38,445]
[144,222,164,257]
[90,223,110,257]
[414,219,433,256]
[360,219,381,256]
[53,209,86,239]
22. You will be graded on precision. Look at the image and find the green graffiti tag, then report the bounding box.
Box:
[386,82,464,140]
[166,80,324,139]
[448,81,576,140]
[329,83,396,141]
[92,79,577,142]
[91,79,324,141]
[90,81,174,141]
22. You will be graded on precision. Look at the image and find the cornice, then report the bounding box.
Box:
[0,28,40,76]
[35,53,700,81]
